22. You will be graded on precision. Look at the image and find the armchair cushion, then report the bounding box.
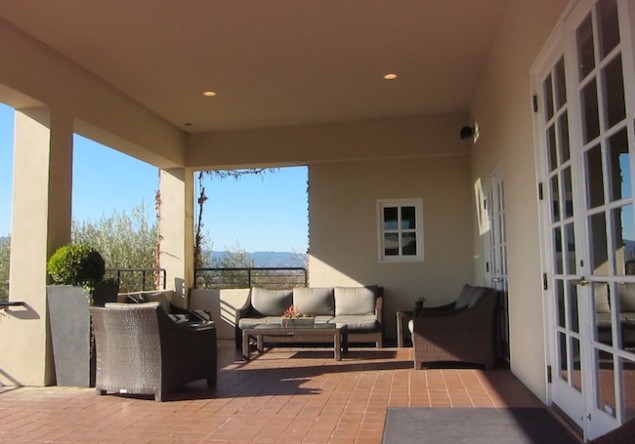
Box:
[455,284,488,309]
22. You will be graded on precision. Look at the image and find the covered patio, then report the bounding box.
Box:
[1,0,634,442]
[0,341,545,444]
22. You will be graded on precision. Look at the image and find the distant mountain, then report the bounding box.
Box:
[210,251,307,268]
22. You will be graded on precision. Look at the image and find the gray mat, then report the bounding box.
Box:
[382,408,579,444]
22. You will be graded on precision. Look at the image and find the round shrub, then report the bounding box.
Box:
[47,244,105,288]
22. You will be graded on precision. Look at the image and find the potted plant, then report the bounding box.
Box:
[46,243,119,387]
[282,305,315,327]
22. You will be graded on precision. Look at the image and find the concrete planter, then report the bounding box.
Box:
[46,285,92,387]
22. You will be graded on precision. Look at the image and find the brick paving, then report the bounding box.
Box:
[0,341,543,443]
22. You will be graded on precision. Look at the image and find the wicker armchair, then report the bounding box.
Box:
[90,302,217,401]
[412,287,499,369]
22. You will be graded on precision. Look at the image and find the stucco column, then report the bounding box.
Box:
[159,168,194,306]
[1,107,73,386]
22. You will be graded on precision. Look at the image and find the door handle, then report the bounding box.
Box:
[573,276,590,286]
[493,278,503,283]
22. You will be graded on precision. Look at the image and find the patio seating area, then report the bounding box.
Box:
[0,340,563,444]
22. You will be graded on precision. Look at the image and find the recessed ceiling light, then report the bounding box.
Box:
[383,73,398,80]
[203,91,216,97]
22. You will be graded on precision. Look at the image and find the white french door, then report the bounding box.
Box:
[535,0,635,440]
[484,169,510,361]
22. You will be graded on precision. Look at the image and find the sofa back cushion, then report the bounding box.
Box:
[251,288,293,316]
[334,286,378,316]
[293,287,334,316]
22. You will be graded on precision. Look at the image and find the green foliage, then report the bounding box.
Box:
[71,202,158,292]
[47,244,105,288]
[0,236,9,300]
[72,202,156,269]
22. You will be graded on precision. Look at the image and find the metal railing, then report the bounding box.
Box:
[105,268,167,293]
[195,267,307,289]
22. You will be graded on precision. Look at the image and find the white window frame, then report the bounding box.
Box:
[377,198,424,263]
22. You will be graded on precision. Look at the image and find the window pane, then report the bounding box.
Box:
[551,175,561,222]
[401,233,417,256]
[590,212,609,275]
[613,205,635,276]
[384,233,399,256]
[555,57,567,109]
[571,338,582,392]
[544,73,554,121]
[582,79,600,143]
[603,55,626,130]
[569,282,579,333]
[577,13,595,80]
[401,206,416,229]
[617,283,635,350]
[557,279,566,328]
[598,0,620,59]
[596,349,616,417]
[594,283,613,344]
[563,167,573,219]
[384,207,398,230]
[547,124,558,171]
[586,145,605,208]
[559,113,571,163]
[559,332,569,382]
[620,357,635,421]
[565,222,577,274]
[608,128,631,202]
[554,226,563,274]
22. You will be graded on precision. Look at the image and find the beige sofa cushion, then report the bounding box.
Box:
[293,287,334,316]
[334,286,377,316]
[251,288,293,316]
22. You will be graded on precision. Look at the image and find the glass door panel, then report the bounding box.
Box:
[536,0,635,438]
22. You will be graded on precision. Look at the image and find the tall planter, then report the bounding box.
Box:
[47,285,92,387]
[92,279,120,307]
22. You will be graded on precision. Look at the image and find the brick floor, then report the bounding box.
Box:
[0,341,544,443]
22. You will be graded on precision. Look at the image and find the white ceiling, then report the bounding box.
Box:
[0,1,508,133]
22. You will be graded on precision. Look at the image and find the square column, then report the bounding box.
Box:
[159,168,194,306]
[2,107,73,386]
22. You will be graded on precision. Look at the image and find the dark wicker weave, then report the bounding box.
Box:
[412,288,498,369]
[90,302,217,401]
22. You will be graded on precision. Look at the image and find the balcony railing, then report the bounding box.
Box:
[195,267,307,289]
[105,268,167,293]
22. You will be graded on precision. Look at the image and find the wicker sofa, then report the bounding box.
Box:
[411,284,499,369]
[236,286,383,348]
[90,302,217,401]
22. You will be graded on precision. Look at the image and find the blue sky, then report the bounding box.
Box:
[0,103,308,252]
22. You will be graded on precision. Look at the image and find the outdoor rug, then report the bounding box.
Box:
[382,407,580,444]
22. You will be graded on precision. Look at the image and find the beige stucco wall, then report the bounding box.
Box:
[186,113,470,169]
[309,154,474,338]
[469,0,569,402]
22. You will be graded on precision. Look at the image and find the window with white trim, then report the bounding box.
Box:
[377,199,423,262]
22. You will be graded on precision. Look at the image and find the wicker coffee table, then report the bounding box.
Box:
[242,323,349,361]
